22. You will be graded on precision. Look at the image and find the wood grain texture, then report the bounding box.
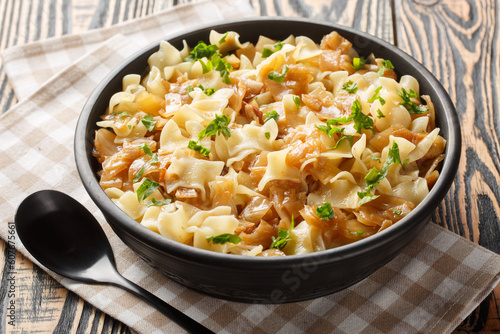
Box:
[0,0,498,332]
[394,0,500,332]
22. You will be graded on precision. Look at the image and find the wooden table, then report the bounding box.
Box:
[0,0,498,332]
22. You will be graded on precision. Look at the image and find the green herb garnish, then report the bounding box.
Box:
[393,209,402,215]
[141,114,156,132]
[351,100,375,134]
[333,133,354,149]
[376,109,385,118]
[198,114,232,140]
[218,32,228,44]
[262,41,284,58]
[133,166,146,183]
[377,59,394,76]
[210,53,233,84]
[368,86,386,106]
[264,110,279,123]
[267,65,289,83]
[138,143,153,157]
[187,84,216,96]
[137,178,159,202]
[315,116,351,137]
[188,114,232,156]
[206,233,242,245]
[184,41,232,84]
[146,198,172,207]
[397,88,429,114]
[342,80,358,94]
[150,153,158,164]
[184,41,218,62]
[316,202,334,221]
[293,96,301,109]
[265,132,271,140]
[353,56,366,71]
[188,140,210,156]
[112,111,133,117]
[270,216,295,249]
[357,141,403,205]
[133,149,158,183]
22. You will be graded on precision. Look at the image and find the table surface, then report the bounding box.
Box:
[0,0,498,332]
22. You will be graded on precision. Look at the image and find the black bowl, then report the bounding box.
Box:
[75,17,461,303]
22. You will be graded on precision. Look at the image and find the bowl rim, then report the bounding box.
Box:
[75,16,461,269]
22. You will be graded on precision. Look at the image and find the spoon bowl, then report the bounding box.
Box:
[15,189,213,334]
[15,190,115,283]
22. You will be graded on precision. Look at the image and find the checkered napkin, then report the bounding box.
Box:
[0,1,499,333]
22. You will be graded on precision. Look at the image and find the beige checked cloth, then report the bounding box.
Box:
[0,1,499,333]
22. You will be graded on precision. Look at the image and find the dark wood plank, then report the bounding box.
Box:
[394,0,500,332]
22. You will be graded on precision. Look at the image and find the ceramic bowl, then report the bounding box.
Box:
[75,17,461,303]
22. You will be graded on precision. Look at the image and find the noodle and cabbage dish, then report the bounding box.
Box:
[93,30,446,256]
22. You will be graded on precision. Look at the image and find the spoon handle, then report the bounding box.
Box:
[109,272,214,334]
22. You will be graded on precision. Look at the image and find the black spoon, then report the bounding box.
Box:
[15,189,214,334]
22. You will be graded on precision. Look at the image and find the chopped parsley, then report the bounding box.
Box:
[333,132,354,149]
[376,109,386,118]
[218,32,228,44]
[133,150,159,183]
[393,209,402,215]
[146,198,172,207]
[377,59,394,76]
[315,116,350,137]
[262,41,284,58]
[342,80,358,94]
[188,114,232,156]
[198,114,232,140]
[112,111,133,117]
[138,143,153,157]
[133,166,146,183]
[150,153,158,164]
[270,216,295,249]
[187,84,216,96]
[137,178,159,202]
[265,132,271,140]
[206,233,242,245]
[370,155,381,163]
[317,101,373,136]
[188,140,210,156]
[210,53,233,84]
[184,41,232,84]
[353,56,366,71]
[267,65,289,83]
[316,202,334,221]
[351,100,375,134]
[397,88,429,114]
[293,95,301,109]
[368,86,386,106]
[183,41,218,62]
[357,141,403,205]
[141,114,156,132]
[264,110,280,123]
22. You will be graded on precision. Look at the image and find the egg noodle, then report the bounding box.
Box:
[93,30,446,256]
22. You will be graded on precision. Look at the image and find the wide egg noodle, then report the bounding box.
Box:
[165,149,225,200]
[258,147,304,191]
[220,119,281,167]
[157,201,200,244]
[282,222,325,255]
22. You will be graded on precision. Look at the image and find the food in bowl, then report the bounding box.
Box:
[93,30,446,257]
